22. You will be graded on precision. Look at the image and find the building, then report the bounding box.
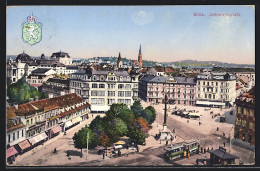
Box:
[69,68,139,112]
[26,68,56,89]
[117,52,123,69]
[9,93,90,141]
[6,108,26,147]
[41,77,71,98]
[139,75,196,105]
[234,86,255,145]
[208,146,239,165]
[138,44,142,68]
[196,72,236,108]
[50,51,72,65]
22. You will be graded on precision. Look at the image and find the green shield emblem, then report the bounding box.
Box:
[22,22,42,45]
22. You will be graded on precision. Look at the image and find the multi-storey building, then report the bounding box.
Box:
[139,75,196,105]
[69,68,139,112]
[9,93,90,140]
[41,78,71,98]
[50,51,72,65]
[196,72,236,108]
[234,86,255,145]
[26,68,56,89]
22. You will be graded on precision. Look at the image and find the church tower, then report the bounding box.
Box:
[117,52,123,68]
[138,44,142,68]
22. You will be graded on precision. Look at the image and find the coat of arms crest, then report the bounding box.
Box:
[22,14,42,45]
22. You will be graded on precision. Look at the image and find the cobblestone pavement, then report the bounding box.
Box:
[10,102,254,166]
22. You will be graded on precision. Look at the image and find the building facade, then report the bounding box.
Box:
[234,86,255,145]
[9,93,90,140]
[69,68,139,112]
[139,75,197,105]
[196,72,236,108]
[41,78,71,98]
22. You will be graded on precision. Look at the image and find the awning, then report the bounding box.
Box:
[28,132,48,145]
[114,145,123,149]
[188,113,201,117]
[38,132,48,140]
[71,116,82,124]
[196,101,225,106]
[6,146,18,158]
[65,121,73,128]
[51,125,62,134]
[91,105,110,112]
[114,141,125,145]
[18,140,31,151]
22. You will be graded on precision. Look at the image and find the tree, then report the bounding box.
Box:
[131,100,143,117]
[106,118,128,143]
[89,115,106,136]
[98,131,111,147]
[128,127,148,145]
[72,127,96,157]
[106,103,130,120]
[7,75,48,104]
[136,117,150,134]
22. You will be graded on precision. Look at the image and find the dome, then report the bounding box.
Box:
[16,51,32,62]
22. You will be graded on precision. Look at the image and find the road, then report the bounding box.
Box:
[12,102,254,166]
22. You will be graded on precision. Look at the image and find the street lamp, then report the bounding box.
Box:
[86,132,89,160]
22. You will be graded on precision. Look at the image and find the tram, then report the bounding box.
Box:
[164,139,200,160]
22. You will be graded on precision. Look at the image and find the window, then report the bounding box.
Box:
[92,83,98,88]
[203,82,205,85]
[108,91,115,97]
[127,76,131,81]
[118,91,124,97]
[243,108,247,115]
[118,84,124,89]
[242,120,246,127]
[125,84,131,89]
[31,118,33,124]
[236,118,241,125]
[216,82,218,86]
[213,95,215,99]
[93,75,96,81]
[8,135,10,143]
[125,99,131,105]
[120,76,123,81]
[211,82,213,86]
[26,120,29,125]
[13,133,15,141]
[17,131,19,139]
[205,94,207,98]
[198,94,200,98]
[215,88,218,92]
[125,91,131,97]
[22,130,24,137]
[108,84,115,89]
[209,94,211,99]
[100,75,104,81]
[207,82,209,86]
[97,91,105,96]
[250,110,254,117]
[99,84,105,88]
[118,99,124,103]
[108,99,115,105]
[91,90,98,96]
[203,88,205,92]
[149,92,153,97]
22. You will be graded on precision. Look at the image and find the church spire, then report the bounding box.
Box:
[138,44,142,68]
[139,44,142,55]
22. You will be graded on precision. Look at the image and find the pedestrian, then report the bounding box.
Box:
[196,158,199,165]
[187,120,189,123]
[92,114,93,118]
[103,152,105,159]
[67,150,70,157]
[204,148,206,153]
[223,142,226,147]
[199,122,201,126]
[201,147,203,153]
[217,127,219,131]
[127,152,129,157]
[166,140,168,145]
[207,147,209,151]
[223,133,225,137]
[211,147,213,150]
[137,146,139,152]
[54,148,57,153]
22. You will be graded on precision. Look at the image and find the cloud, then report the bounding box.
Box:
[131,10,154,25]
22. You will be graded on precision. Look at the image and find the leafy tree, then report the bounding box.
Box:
[106,103,130,119]
[98,131,111,147]
[89,115,106,136]
[72,126,96,157]
[131,100,143,117]
[7,75,48,104]
[106,118,128,143]
[136,117,150,134]
[128,127,148,145]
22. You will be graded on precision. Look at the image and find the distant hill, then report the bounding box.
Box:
[7,55,254,69]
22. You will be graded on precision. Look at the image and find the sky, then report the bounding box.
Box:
[6,6,255,65]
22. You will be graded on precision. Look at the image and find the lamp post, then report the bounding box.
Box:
[86,132,89,160]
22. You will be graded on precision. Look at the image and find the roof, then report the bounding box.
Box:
[66,65,78,69]
[31,68,51,74]
[208,149,238,160]
[11,93,86,116]
[174,77,196,84]
[7,107,25,132]
[238,75,249,84]
[141,75,169,83]
[16,52,32,62]
[51,51,70,58]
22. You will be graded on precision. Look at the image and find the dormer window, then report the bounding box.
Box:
[93,75,96,81]
[120,76,123,81]
[127,76,130,81]
[100,75,104,81]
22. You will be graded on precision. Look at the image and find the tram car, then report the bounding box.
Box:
[164,139,200,160]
